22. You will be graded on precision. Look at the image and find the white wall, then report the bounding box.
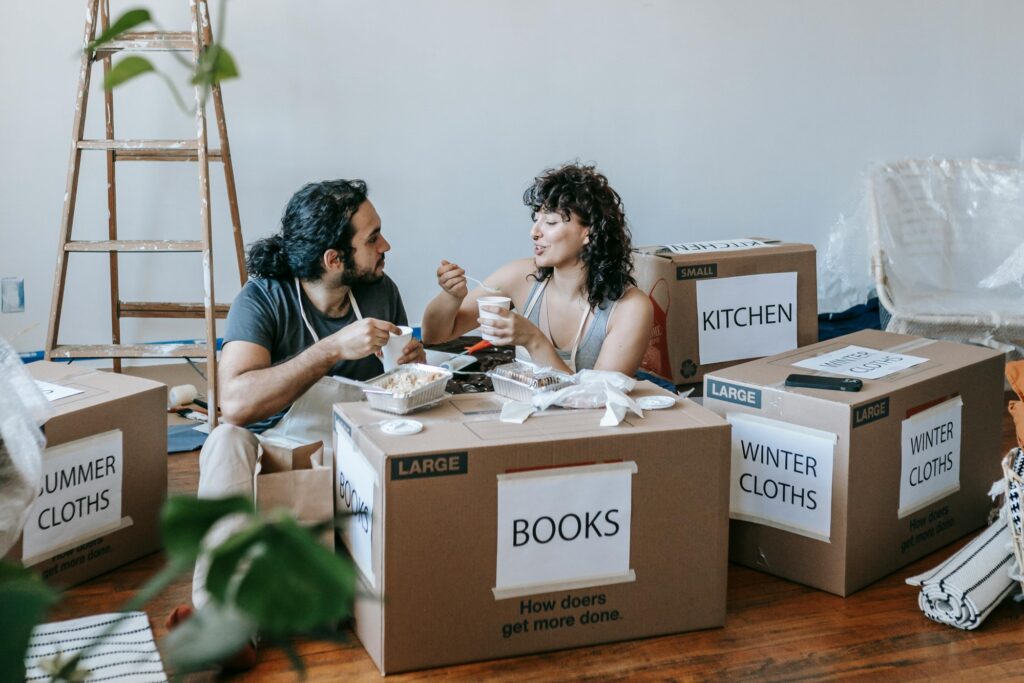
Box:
[3,0,1023,354]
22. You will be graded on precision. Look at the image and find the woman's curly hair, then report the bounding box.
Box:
[523,162,635,310]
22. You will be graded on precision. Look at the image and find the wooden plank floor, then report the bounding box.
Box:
[48,391,1023,681]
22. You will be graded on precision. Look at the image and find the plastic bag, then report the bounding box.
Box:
[532,370,637,410]
[0,336,50,556]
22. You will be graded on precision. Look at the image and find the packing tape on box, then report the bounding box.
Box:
[168,384,198,409]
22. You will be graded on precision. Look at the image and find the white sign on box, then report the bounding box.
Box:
[899,396,963,518]
[663,238,770,254]
[696,271,798,365]
[793,345,928,380]
[34,380,84,402]
[727,413,836,542]
[493,462,637,600]
[334,419,377,588]
[23,430,125,563]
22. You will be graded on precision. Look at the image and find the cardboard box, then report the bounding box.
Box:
[254,440,334,550]
[702,330,1005,596]
[633,238,818,385]
[331,383,731,674]
[4,362,167,587]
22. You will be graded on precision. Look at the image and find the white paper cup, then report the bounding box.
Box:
[477,296,512,342]
[381,325,414,371]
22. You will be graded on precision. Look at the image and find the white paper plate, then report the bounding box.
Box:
[425,349,479,372]
[381,419,423,436]
[637,395,677,410]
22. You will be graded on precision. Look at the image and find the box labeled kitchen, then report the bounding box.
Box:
[633,237,817,385]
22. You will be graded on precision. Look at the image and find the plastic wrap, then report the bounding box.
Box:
[0,336,50,555]
[867,159,1024,359]
[818,200,874,314]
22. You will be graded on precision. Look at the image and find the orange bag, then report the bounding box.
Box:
[1007,360,1024,449]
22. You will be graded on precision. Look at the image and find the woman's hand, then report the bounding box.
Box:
[477,306,543,348]
[437,260,468,300]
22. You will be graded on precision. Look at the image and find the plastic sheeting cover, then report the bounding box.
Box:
[0,336,50,556]
[820,158,1024,359]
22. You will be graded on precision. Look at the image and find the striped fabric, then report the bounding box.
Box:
[24,611,167,682]
[905,448,1024,630]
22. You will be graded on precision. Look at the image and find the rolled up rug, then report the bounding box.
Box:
[905,516,1018,630]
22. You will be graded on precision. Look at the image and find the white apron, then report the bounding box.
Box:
[258,279,366,451]
[515,279,591,373]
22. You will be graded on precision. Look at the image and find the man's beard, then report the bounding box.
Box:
[341,257,384,285]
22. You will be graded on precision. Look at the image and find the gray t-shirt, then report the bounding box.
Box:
[224,275,408,383]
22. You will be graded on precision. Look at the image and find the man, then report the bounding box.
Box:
[173,179,423,661]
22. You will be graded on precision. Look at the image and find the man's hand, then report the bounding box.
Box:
[437,260,468,300]
[328,318,400,360]
[398,338,426,365]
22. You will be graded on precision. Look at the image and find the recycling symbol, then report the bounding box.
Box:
[680,359,698,379]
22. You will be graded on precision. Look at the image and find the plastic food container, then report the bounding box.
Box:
[365,364,452,415]
[488,361,575,402]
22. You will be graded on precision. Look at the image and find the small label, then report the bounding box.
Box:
[676,263,718,280]
[852,397,890,428]
[898,397,962,518]
[664,238,770,254]
[391,451,468,480]
[334,414,351,437]
[706,378,762,409]
[727,413,837,542]
[696,272,799,365]
[793,345,928,380]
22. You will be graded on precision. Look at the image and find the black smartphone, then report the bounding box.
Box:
[785,374,863,392]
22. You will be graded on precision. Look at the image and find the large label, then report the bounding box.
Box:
[793,345,928,380]
[695,272,798,365]
[899,397,962,518]
[727,414,836,542]
[706,378,762,408]
[390,452,468,480]
[493,462,636,599]
[23,430,124,562]
[663,238,770,254]
[334,420,377,587]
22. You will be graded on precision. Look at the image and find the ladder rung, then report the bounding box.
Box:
[65,240,204,253]
[115,150,224,162]
[93,31,193,56]
[120,302,230,319]
[78,140,223,161]
[51,343,210,359]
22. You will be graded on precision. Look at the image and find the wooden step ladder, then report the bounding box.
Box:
[46,0,247,428]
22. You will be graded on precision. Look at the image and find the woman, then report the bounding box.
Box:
[422,162,652,375]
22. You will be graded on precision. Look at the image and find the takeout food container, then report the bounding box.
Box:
[365,364,452,415]
[488,361,575,402]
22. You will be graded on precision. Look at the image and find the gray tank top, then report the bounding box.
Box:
[523,279,614,371]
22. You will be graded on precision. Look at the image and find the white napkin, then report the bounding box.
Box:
[500,401,536,424]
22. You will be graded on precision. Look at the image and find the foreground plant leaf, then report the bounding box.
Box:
[0,563,59,681]
[161,495,254,564]
[86,8,151,55]
[204,514,356,639]
[162,601,256,673]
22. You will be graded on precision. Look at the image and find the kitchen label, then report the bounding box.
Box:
[696,272,798,364]
[664,238,770,253]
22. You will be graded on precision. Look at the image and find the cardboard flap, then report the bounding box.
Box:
[257,440,325,474]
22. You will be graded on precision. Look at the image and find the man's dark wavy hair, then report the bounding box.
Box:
[246,179,368,280]
[523,162,635,310]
